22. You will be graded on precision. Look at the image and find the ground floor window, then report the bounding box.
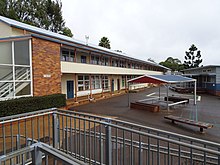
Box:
[91,75,101,89]
[102,75,109,90]
[78,75,90,91]
[122,76,126,87]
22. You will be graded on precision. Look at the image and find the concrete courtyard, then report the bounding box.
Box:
[70,87,220,143]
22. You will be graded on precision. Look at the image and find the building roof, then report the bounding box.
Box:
[128,74,195,84]
[0,16,169,70]
[182,65,220,72]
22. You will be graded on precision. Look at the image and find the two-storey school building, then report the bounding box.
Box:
[0,16,168,101]
[182,65,220,96]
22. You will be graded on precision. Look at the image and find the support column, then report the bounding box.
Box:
[125,75,128,92]
[110,76,113,95]
[166,84,169,111]
[159,85,161,100]
[101,75,104,96]
[89,74,92,99]
[194,80,197,105]
[74,48,77,62]
[89,52,91,64]
[128,82,130,107]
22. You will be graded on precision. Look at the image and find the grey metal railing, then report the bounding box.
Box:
[0,108,220,165]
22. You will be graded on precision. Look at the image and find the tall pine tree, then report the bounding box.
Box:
[184,44,202,69]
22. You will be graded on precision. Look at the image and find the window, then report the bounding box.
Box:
[122,76,126,87]
[102,75,109,90]
[14,40,30,65]
[0,39,32,100]
[61,48,75,62]
[81,56,87,63]
[104,57,109,66]
[91,75,101,89]
[78,75,90,91]
[0,42,12,64]
[91,55,99,65]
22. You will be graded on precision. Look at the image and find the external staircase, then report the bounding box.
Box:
[0,67,30,99]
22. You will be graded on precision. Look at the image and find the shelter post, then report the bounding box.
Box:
[194,80,197,105]
[166,84,169,111]
[159,85,160,100]
[128,82,130,107]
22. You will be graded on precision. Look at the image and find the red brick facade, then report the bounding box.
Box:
[32,37,61,96]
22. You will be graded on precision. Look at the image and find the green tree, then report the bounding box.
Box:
[184,44,202,69]
[159,57,184,72]
[60,27,73,38]
[99,37,111,49]
[0,0,73,37]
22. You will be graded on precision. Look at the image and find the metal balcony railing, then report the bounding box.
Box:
[0,108,220,165]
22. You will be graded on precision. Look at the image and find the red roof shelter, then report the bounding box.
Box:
[127,74,197,110]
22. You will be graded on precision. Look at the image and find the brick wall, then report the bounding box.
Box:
[32,37,61,96]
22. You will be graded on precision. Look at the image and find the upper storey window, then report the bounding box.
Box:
[91,55,100,65]
[81,56,87,63]
[61,48,74,62]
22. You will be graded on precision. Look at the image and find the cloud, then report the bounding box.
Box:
[62,0,220,65]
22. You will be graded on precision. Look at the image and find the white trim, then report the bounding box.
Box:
[128,74,196,84]
[12,41,15,98]
[14,64,31,67]
[0,63,13,66]
[29,39,33,97]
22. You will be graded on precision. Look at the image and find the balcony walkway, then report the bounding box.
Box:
[0,107,220,164]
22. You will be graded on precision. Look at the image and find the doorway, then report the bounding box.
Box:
[67,80,74,99]
[111,79,114,92]
[117,79,120,91]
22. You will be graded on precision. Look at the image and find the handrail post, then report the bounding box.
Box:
[53,113,59,149]
[16,134,20,164]
[32,146,42,165]
[105,119,112,165]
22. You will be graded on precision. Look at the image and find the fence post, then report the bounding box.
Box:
[105,119,112,165]
[32,146,42,165]
[53,113,59,149]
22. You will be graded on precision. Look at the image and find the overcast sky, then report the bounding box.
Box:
[62,0,220,65]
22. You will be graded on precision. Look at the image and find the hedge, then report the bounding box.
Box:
[0,94,66,117]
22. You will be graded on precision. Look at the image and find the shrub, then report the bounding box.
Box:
[0,94,66,117]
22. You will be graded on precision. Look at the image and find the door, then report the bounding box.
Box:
[111,79,114,92]
[117,79,120,91]
[67,80,74,99]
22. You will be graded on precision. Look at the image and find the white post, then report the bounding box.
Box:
[159,85,161,100]
[194,80,197,105]
[128,82,130,107]
[166,84,169,111]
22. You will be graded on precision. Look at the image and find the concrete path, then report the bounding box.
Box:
[70,87,220,143]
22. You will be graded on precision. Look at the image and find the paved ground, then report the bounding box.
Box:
[70,87,220,143]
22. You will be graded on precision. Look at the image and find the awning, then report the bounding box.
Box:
[128,74,196,84]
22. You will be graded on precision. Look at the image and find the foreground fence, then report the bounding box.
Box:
[0,108,220,165]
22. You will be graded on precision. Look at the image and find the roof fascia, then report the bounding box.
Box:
[0,35,32,42]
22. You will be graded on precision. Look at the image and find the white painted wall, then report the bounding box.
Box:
[0,22,12,38]
[61,74,76,98]
[61,61,163,75]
